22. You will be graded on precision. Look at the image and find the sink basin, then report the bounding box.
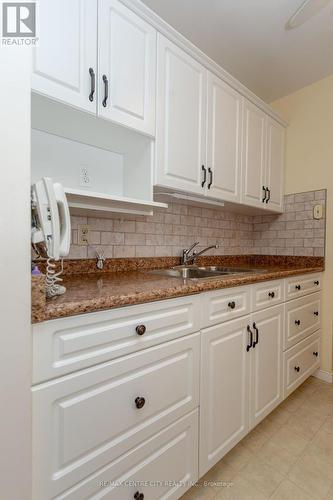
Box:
[147,265,267,280]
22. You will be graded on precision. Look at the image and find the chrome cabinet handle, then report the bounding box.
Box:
[201,165,207,188]
[89,68,95,102]
[246,325,253,352]
[102,74,109,107]
[208,167,213,189]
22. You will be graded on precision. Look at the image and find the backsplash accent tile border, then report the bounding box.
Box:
[67,189,326,259]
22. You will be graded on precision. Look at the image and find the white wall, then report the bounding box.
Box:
[0,49,32,498]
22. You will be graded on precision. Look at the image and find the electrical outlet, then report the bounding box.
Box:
[313,204,323,220]
[80,166,91,187]
[78,224,90,245]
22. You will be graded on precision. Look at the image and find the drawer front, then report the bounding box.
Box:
[251,279,285,312]
[52,410,198,500]
[32,333,200,499]
[202,286,251,327]
[285,292,321,350]
[284,332,320,398]
[285,273,322,300]
[33,295,200,383]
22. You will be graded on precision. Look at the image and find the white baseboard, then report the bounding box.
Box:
[313,369,333,384]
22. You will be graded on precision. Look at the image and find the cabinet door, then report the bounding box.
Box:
[98,0,156,136]
[200,317,250,476]
[155,34,206,194]
[250,305,283,429]
[242,100,267,208]
[206,72,243,202]
[266,118,285,212]
[32,0,97,113]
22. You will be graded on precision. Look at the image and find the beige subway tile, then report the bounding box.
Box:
[88,217,113,231]
[295,192,315,203]
[135,246,154,257]
[70,216,88,229]
[164,213,181,225]
[124,233,145,245]
[87,245,113,258]
[155,245,173,257]
[113,220,136,232]
[89,231,101,245]
[68,245,87,259]
[113,245,135,258]
[146,234,165,245]
[101,232,124,245]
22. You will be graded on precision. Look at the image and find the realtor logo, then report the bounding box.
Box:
[2,2,38,45]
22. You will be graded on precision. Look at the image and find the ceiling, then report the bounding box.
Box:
[141,0,333,102]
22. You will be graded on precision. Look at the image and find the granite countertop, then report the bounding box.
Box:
[31,256,324,323]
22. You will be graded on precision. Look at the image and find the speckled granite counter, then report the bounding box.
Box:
[31,255,324,324]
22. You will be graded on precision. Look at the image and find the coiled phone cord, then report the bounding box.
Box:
[45,258,66,298]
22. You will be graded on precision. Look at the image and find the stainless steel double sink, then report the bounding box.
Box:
[148,265,267,281]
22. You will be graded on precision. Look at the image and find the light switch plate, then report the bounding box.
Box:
[313,204,323,220]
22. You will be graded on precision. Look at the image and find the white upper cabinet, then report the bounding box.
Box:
[242,99,267,209]
[32,0,97,113]
[250,305,283,428]
[206,72,243,203]
[98,0,156,136]
[155,34,207,195]
[266,118,285,211]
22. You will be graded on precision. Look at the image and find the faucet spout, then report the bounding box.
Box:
[181,242,219,265]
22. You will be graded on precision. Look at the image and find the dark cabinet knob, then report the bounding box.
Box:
[134,493,144,500]
[228,301,236,309]
[295,285,301,291]
[135,397,146,409]
[295,320,301,326]
[136,324,146,336]
[294,366,300,372]
[313,351,319,357]
[314,280,319,286]
[314,311,319,316]
[268,292,275,298]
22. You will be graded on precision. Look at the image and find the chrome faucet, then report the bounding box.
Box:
[181,242,219,265]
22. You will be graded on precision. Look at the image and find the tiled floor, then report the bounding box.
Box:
[182,377,333,500]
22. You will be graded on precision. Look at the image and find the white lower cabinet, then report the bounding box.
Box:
[32,273,322,498]
[53,411,198,500]
[200,316,251,476]
[32,333,200,499]
[250,305,283,428]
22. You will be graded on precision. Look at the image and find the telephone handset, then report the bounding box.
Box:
[31,177,71,297]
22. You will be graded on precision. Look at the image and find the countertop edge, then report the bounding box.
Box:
[32,266,324,325]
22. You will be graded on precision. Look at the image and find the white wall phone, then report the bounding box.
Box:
[31,177,71,297]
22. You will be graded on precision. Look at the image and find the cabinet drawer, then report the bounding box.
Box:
[285,273,322,300]
[284,292,321,350]
[251,279,284,312]
[33,295,200,383]
[32,333,200,499]
[51,410,198,500]
[202,286,251,327]
[284,332,320,398]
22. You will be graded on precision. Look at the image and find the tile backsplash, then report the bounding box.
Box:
[68,189,326,259]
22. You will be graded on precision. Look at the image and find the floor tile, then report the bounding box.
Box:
[324,484,333,500]
[270,479,316,500]
[181,482,217,499]
[201,460,237,493]
[266,406,292,427]
[240,425,271,453]
[241,459,284,497]
[257,440,297,476]
[215,475,267,500]
[269,424,309,458]
[321,415,333,435]
[306,429,333,474]
[222,443,254,472]
[286,404,326,440]
[288,451,333,498]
